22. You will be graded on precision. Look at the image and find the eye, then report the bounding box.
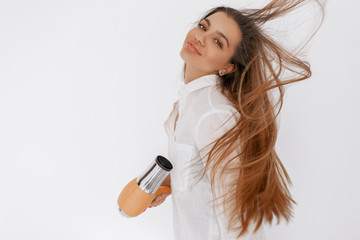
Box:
[215,39,223,48]
[198,23,206,31]
[197,23,223,48]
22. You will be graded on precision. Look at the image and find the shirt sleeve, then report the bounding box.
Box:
[194,110,262,240]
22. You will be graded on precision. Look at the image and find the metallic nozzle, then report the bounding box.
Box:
[136,156,173,195]
[118,208,132,218]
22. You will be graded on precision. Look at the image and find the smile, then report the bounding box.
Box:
[187,42,202,55]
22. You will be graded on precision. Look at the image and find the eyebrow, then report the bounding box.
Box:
[203,18,230,48]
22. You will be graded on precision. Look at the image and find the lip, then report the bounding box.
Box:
[187,41,202,55]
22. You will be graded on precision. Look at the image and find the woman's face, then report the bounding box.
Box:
[180,11,242,75]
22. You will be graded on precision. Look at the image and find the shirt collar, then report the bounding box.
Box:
[178,74,218,102]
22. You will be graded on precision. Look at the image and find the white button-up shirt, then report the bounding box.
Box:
[163,74,265,240]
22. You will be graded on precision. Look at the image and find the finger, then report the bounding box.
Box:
[149,198,161,207]
[154,196,165,205]
[157,196,166,204]
[153,194,163,203]
[150,196,166,207]
[153,194,165,201]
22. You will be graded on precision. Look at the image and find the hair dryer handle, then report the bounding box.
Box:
[154,186,172,196]
[150,186,171,203]
[142,186,172,213]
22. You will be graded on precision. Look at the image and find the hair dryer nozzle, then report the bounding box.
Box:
[155,155,173,172]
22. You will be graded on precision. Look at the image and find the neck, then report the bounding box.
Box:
[184,66,207,84]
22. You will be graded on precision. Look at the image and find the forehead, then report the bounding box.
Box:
[205,11,242,47]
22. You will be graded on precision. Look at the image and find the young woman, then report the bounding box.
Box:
[149,1,325,239]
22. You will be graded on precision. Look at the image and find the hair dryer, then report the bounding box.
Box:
[117,155,172,217]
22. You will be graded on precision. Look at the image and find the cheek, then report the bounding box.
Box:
[185,29,196,40]
[203,50,228,68]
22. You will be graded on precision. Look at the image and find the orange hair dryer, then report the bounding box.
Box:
[117,155,172,217]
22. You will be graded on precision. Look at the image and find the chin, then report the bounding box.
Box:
[179,49,189,63]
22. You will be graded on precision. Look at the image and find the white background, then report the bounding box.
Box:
[0,0,359,239]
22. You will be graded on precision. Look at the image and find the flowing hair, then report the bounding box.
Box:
[183,0,326,237]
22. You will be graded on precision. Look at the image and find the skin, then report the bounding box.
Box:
[180,11,242,84]
[149,175,170,208]
[149,11,243,208]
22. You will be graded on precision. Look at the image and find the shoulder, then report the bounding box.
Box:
[187,85,239,138]
[187,84,238,117]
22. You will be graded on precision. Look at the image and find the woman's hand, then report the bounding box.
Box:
[148,174,171,208]
[148,193,168,208]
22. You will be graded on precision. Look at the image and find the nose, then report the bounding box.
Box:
[194,34,204,47]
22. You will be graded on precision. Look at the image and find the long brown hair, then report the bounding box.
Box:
[184,0,325,237]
